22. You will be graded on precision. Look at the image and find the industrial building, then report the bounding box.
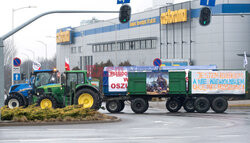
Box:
[56,0,250,72]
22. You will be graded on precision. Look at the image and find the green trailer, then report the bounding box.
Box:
[103,67,247,114]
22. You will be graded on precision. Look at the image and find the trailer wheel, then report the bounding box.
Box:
[194,97,210,113]
[37,95,57,109]
[76,89,100,109]
[183,99,195,113]
[106,100,121,113]
[166,98,182,113]
[131,98,149,114]
[118,100,125,112]
[211,97,228,113]
[4,94,25,109]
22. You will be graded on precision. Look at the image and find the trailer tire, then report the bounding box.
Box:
[211,97,228,113]
[106,100,121,113]
[76,89,100,110]
[131,98,149,114]
[37,95,57,109]
[183,99,195,113]
[118,100,125,112]
[166,98,182,113]
[194,97,210,113]
[5,94,25,109]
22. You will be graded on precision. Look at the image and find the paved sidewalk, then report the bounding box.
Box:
[149,100,250,110]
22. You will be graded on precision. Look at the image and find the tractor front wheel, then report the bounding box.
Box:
[76,89,100,110]
[5,94,25,109]
[37,95,57,109]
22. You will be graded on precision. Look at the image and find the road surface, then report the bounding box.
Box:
[0,105,250,143]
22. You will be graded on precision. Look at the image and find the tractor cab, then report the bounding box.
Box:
[62,70,90,93]
[31,69,60,94]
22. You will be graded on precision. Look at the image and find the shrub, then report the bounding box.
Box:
[0,105,104,122]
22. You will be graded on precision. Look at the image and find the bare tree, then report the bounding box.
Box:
[3,39,17,90]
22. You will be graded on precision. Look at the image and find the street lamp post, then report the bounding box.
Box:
[37,41,48,69]
[25,49,35,61]
[11,6,36,85]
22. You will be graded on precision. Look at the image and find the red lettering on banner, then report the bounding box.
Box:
[124,78,128,82]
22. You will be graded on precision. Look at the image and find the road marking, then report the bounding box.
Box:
[47,128,97,131]
[154,121,163,123]
[217,134,242,138]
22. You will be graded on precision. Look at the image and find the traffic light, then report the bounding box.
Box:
[119,5,131,23]
[21,73,26,80]
[199,7,211,26]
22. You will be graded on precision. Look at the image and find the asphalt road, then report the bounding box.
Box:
[0,105,250,143]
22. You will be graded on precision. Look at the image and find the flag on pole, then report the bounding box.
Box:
[65,58,70,71]
[244,51,248,68]
[33,61,41,70]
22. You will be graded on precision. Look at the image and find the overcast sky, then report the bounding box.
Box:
[0,0,187,62]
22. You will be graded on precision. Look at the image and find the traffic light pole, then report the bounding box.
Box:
[213,13,250,16]
[0,10,119,120]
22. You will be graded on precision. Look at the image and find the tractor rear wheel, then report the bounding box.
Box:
[76,89,100,109]
[106,100,121,113]
[37,95,57,109]
[5,94,25,109]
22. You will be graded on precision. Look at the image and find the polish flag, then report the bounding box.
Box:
[33,61,41,70]
[65,58,70,71]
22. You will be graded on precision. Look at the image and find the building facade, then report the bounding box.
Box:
[56,0,250,72]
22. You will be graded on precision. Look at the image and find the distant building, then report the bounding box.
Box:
[153,0,173,8]
[56,0,250,72]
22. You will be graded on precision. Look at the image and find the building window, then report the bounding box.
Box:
[146,40,152,49]
[120,42,124,50]
[129,41,135,50]
[141,40,146,49]
[112,43,116,51]
[108,44,112,51]
[125,42,129,50]
[152,40,156,49]
[135,41,140,49]
[117,43,121,50]
[71,47,76,53]
[96,45,100,52]
[94,45,97,52]
[78,46,82,53]
[84,56,93,70]
[103,44,107,52]
[99,45,103,52]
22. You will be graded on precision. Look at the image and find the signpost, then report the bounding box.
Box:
[200,0,216,7]
[153,58,162,66]
[117,0,130,4]
[13,57,21,67]
[13,73,21,81]
[12,57,21,83]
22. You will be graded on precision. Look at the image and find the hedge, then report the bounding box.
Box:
[0,105,108,122]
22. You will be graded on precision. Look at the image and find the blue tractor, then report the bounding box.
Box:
[5,69,59,108]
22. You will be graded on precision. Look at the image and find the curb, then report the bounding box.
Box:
[0,116,121,127]
[228,104,250,107]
